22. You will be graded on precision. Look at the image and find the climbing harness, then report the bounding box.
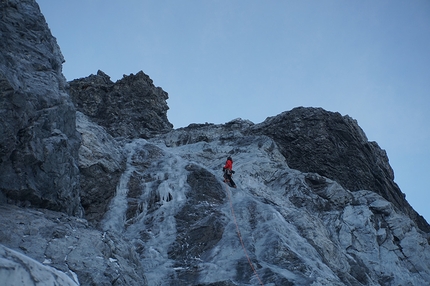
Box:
[224,183,265,286]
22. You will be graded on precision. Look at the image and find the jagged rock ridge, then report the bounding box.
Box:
[68,69,173,139]
[1,0,430,285]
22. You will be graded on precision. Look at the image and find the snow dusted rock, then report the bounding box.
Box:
[0,204,146,285]
[68,70,173,139]
[0,244,78,286]
[76,111,126,225]
[160,118,255,147]
[0,0,82,216]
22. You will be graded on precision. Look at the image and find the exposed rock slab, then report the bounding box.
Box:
[168,163,227,284]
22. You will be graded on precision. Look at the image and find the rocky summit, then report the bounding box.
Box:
[68,69,173,139]
[1,1,430,285]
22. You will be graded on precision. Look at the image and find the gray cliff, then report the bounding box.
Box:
[1,0,430,285]
[0,0,81,216]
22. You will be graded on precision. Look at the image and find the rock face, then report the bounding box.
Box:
[0,0,82,216]
[68,70,173,139]
[249,107,430,233]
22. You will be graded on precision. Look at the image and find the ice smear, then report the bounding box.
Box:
[122,142,190,285]
[101,139,147,233]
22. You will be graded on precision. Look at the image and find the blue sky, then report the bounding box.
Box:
[37,0,430,223]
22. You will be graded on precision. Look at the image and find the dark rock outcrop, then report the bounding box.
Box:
[68,70,173,139]
[0,0,82,216]
[249,107,430,232]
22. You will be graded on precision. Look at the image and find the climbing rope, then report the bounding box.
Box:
[224,183,265,286]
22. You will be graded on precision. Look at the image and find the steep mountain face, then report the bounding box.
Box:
[121,126,430,285]
[0,0,81,216]
[1,0,430,285]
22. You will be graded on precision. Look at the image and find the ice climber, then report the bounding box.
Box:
[223,156,237,188]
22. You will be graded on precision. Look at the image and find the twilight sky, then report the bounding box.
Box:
[37,0,430,222]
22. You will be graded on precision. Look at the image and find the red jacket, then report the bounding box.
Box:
[224,159,233,170]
